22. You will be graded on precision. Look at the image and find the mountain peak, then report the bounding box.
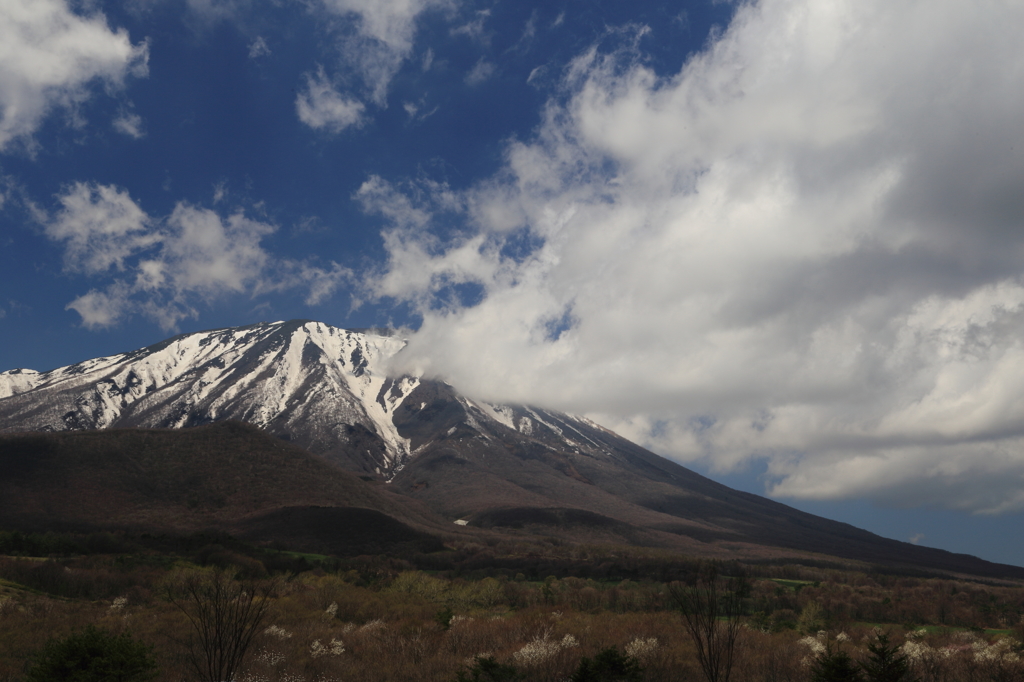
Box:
[0,320,418,476]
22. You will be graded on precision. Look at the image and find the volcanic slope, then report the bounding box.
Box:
[0,422,447,556]
[3,320,1022,578]
[389,382,1024,579]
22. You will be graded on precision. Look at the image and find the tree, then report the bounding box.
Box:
[860,633,917,682]
[570,646,644,682]
[165,568,276,682]
[810,645,864,682]
[25,625,157,682]
[669,563,746,682]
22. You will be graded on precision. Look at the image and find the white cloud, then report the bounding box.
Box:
[0,0,148,151]
[364,0,1024,514]
[296,67,365,133]
[66,283,131,328]
[45,182,156,273]
[265,261,351,306]
[464,58,495,87]
[112,110,144,138]
[0,174,11,211]
[316,0,451,104]
[46,183,347,329]
[402,97,437,122]
[247,36,270,59]
[450,9,490,43]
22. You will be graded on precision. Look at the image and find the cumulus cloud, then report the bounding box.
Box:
[45,183,156,273]
[296,67,365,132]
[0,0,148,151]
[315,0,451,104]
[362,0,1024,513]
[45,183,349,329]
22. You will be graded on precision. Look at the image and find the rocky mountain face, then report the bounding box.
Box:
[3,320,1022,577]
[0,320,418,478]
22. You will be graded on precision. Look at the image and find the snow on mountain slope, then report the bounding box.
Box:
[0,320,420,477]
[0,319,614,479]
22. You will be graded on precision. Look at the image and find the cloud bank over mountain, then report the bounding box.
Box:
[364,0,1024,513]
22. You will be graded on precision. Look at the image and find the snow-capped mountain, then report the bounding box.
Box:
[0,320,419,477]
[4,320,1024,578]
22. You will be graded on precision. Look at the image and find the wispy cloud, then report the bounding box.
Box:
[450,10,491,44]
[0,0,149,152]
[316,0,452,105]
[247,35,270,59]
[295,67,365,133]
[112,109,145,138]
[464,58,495,86]
[363,0,1024,514]
[44,183,349,330]
[183,0,250,25]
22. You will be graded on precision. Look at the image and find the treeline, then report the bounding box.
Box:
[3,528,1024,632]
[2,556,1023,632]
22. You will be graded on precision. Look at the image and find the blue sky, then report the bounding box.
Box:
[3,0,1024,567]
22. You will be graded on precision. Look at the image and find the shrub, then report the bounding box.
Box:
[455,656,524,681]
[24,625,157,682]
[436,606,455,630]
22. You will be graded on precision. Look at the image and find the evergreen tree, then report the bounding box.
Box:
[861,633,918,682]
[570,646,644,682]
[810,646,864,682]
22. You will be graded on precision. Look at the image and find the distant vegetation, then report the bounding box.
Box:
[1,529,1023,681]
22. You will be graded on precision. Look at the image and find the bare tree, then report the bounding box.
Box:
[669,563,746,682]
[165,568,276,682]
